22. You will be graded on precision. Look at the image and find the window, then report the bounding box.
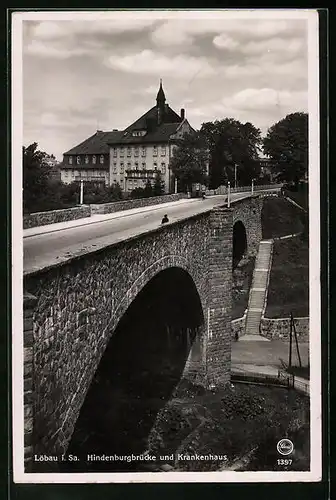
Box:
[100,155,104,164]
[127,162,131,170]
[161,146,166,156]
[141,147,146,157]
[113,148,117,157]
[76,156,81,165]
[120,147,124,157]
[127,147,131,157]
[153,146,158,157]
[113,162,117,173]
[85,155,89,164]
[120,162,124,173]
[69,156,73,165]
[161,163,166,175]
[153,163,157,171]
[142,163,146,170]
[92,155,97,164]
[134,147,139,157]
[135,162,139,170]
[134,180,138,186]
[120,177,124,186]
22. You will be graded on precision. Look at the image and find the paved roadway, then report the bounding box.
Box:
[23,191,274,275]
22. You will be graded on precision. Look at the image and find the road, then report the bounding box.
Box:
[23,192,270,275]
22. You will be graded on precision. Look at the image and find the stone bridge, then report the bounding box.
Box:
[23,195,263,469]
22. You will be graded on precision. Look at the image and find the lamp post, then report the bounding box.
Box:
[234,164,237,189]
[174,176,178,194]
[80,179,84,205]
[251,178,254,195]
[227,181,231,208]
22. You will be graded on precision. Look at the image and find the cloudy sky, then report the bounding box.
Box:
[19,10,314,160]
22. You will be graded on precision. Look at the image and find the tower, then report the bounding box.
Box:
[156,79,166,125]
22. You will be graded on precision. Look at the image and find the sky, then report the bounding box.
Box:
[19,10,313,160]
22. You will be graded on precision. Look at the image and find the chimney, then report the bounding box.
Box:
[180,108,185,120]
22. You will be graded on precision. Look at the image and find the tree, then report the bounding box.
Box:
[200,119,262,189]
[23,142,53,213]
[153,171,165,196]
[130,180,153,199]
[170,132,209,193]
[263,112,308,189]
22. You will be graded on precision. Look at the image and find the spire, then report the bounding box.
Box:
[156,79,166,106]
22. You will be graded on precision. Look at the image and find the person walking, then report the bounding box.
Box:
[161,214,169,224]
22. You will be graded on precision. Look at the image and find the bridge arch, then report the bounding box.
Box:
[232,220,247,269]
[58,259,206,466]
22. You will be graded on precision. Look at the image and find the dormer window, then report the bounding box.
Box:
[85,155,89,164]
[99,155,104,164]
[69,156,73,165]
[92,155,97,164]
[76,156,81,165]
[132,130,146,137]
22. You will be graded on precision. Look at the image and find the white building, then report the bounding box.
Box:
[61,81,194,193]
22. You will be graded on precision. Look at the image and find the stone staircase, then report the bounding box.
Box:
[242,240,273,340]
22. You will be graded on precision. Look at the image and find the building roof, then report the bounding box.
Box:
[63,82,187,155]
[124,105,181,133]
[63,130,123,155]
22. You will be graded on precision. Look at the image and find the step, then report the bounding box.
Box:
[244,239,273,336]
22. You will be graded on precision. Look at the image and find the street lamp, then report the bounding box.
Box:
[227,181,231,208]
[80,179,84,204]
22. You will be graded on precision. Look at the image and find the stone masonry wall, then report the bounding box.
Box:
[23,292,37,472]
[23,205,91,229]
[260,317,309,341]
[90,193,187,215]
[231,314,247,340]
[232,196,263,257]
[24,213,215,458]
[206,208,233,387]
[23,194,187,229]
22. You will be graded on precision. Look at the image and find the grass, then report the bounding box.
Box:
[147,381,310,472]
[261,197,305,239]
[287,366,310,380]
[266,235,309,318]
[284,183,309,211]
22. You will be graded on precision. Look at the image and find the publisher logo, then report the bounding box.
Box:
[277,439,294,456]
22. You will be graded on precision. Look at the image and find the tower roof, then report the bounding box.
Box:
[156,79,166,104]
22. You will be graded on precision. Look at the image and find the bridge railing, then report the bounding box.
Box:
[205,184,283,196]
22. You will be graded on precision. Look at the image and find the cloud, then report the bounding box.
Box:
[151,18,306,47]
[223,87,308,112]
[31,19,158,40]
[25,39,91,59]
[105,50,216,78]
[242,36,304,56]
[213,33,239,50]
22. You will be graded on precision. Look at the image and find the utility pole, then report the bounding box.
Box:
[227,181,231,208]
[80,179,84,205]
